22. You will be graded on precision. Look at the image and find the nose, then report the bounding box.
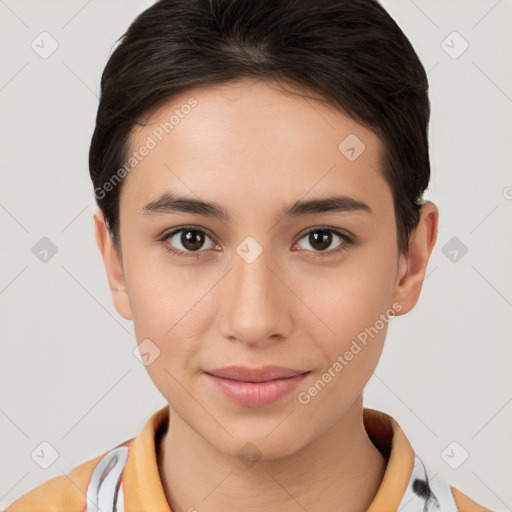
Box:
[217,242,293,348]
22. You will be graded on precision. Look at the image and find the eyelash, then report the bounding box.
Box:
[158,225,354,260]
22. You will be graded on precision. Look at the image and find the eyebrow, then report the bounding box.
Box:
[141,191,372,221]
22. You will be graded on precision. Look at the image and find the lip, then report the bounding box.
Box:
[204,365,310,407]
[206,365,308,382]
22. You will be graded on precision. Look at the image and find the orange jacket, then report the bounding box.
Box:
[5,406,491,512]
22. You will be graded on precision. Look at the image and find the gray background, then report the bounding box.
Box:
[1,0,511,510]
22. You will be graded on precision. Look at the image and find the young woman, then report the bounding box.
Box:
[6,0,492,510]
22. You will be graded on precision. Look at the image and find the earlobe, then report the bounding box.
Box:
[392,201,439,315]
[93,208,133,321]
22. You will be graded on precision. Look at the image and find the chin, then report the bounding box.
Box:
[206,423,311,463]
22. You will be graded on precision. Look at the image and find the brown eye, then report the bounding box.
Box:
[295,228,351,256]
[164,228,216,254]
[308,229,333,251]
[180,229,206,251]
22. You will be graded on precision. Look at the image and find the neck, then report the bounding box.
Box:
[157,397,386,512]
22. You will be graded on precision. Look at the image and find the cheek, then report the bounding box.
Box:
[301,246,398,390]
[125,253,196,334]
[127,269,204,406]
[125,260,211,371]
[309,261,396,341]
[299,275,393,415]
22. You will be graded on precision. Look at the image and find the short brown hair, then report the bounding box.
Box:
[89,0,431,255]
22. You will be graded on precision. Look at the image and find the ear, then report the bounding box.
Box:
[392,201,439,315]
[93,207,133,321]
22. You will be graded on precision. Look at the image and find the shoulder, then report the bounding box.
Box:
[398,450,494,512]
[450,486,493,512]
[4,440,133,512]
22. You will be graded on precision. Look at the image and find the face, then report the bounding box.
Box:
[95,77,433,460]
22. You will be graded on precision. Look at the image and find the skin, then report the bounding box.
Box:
[94,77,438,511]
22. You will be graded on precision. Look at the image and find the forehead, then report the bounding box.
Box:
[120,78,390,219]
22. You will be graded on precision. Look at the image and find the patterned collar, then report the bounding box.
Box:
[83,406,459,512]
